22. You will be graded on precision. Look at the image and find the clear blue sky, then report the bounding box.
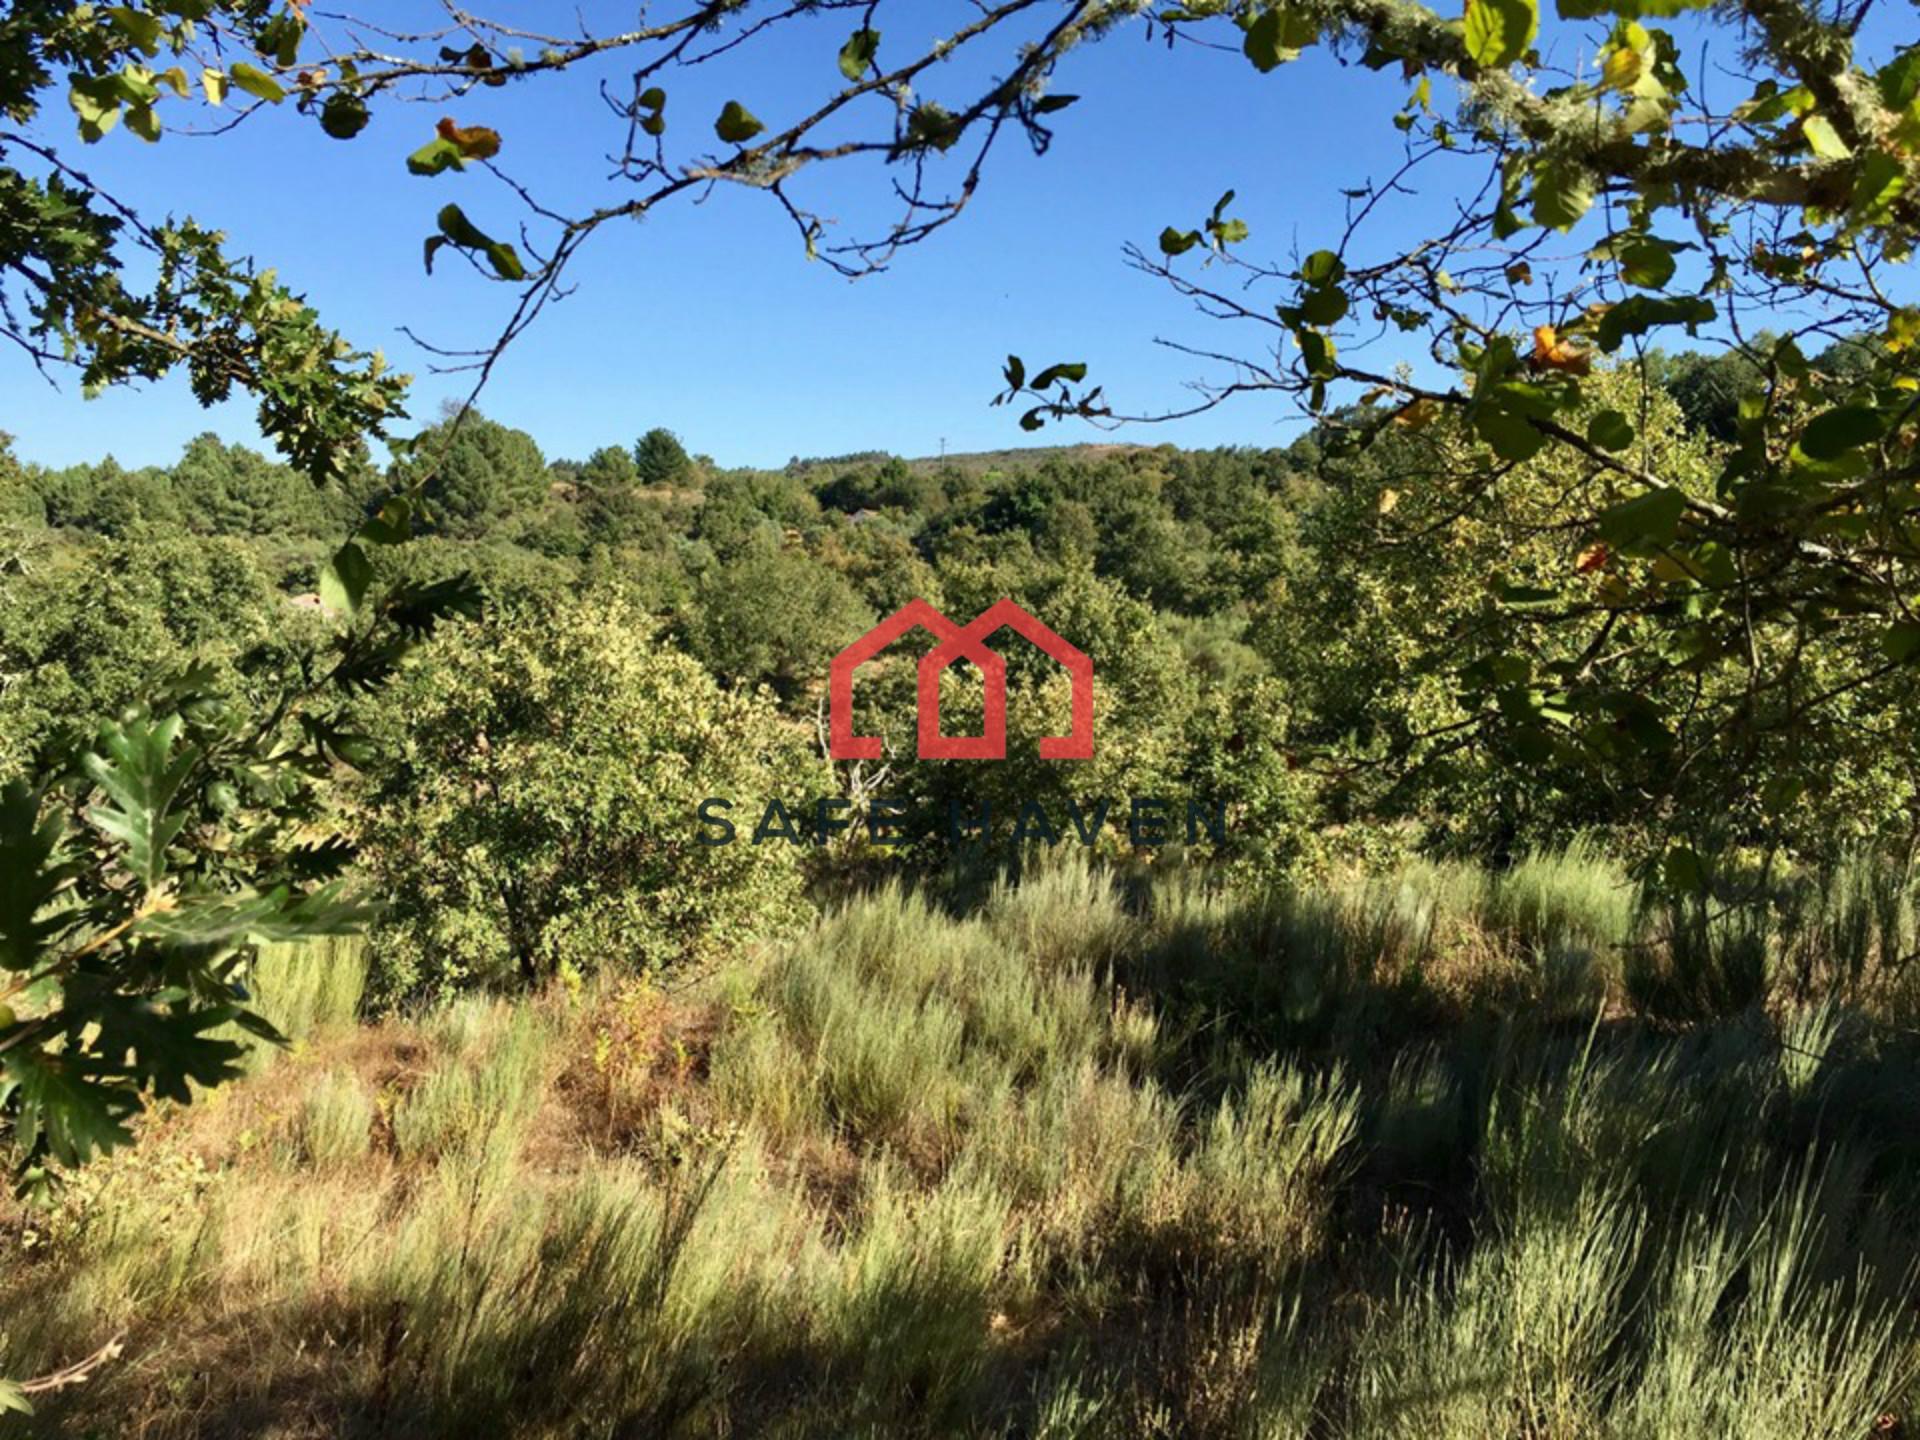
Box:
[5,4,1911,472]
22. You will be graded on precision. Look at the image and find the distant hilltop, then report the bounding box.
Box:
[782,442,1158,478]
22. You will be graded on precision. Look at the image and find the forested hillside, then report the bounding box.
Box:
[7,336,1912,943]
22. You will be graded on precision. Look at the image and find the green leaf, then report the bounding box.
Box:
[407,137,465,175]
[1801,113,1851,159]
[1799,405,1885,460]
[83,714,197,893]
[68,76,123,141]
[838,28,880,81]
[1586,409,1636,451]
[1661,845,1707,893]
[1300,285,1349,325]
[124,102,161,142]
[1034,94,1080,114]
[1209,216,1250,246]
[133,882,375,950]
[257,11,305,67]
[1598,486,1687,546]
[0,782,71,973]
[320,93,370,140]
[0,1380,29,1417]
[91,997,250,1104]
[715,100,765,144]
[1876,49,1920,109]
[1029,362,1088,390]
[432,205,527,281]
[1594,295,1714,351]
[1616,234,1676,288]
[1496,582,1562,608]
[1300,250,1346,285]
[1532,162,1594,229]
[359,496,413,546]
[384,572,485,638]
[1160,227,1202,256]
[1850,150,1908,224]
[1882,622,1920,663]
[1298,329,1337,379]
[3,1049,136,1169]
[108,6,165,53]
[1475,404,1547,462]
[483,241,526,282]
[1464,0,1538,68]
[1558,0,1709,16]
[1243,7,1316,71]
[227,62,285,103]
[1489,379,1564,421]
[320,540,374,616]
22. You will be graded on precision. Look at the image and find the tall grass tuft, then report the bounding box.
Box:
[392,999,553,1165]
[291,1069,375,1169]
[250,934,370,1042]
[1627,897,1771,1023]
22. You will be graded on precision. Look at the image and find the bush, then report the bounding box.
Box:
[0,532,296,776]
[357,588,814,998]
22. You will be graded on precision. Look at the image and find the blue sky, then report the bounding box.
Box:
[5,3,1912,472]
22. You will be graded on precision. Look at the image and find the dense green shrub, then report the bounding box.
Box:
[0,533,302,776]
[683,545,871,703]
[356,587,814,998]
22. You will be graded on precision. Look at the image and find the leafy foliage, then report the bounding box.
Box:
[356,588,812,997]
[0,521,477,1188]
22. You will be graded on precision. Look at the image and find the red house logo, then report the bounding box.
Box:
[829,598,1093,761]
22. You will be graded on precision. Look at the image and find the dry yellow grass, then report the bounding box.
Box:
[4,852,1918,1437]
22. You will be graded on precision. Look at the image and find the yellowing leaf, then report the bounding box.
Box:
[1395,397,1441,429]
[1531,325,1592,375]
[1802,113,1851,159]
[436,117,501,159]
[1601,47,1642,90]
[227,62,285,103]
[201,68,229,105]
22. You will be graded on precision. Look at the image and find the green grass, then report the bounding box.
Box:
[251,934,372,1042]
[289,1070,375,1169]
[7,849,1920,1437]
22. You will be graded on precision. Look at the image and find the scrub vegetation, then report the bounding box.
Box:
[8,851,1920,1436]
